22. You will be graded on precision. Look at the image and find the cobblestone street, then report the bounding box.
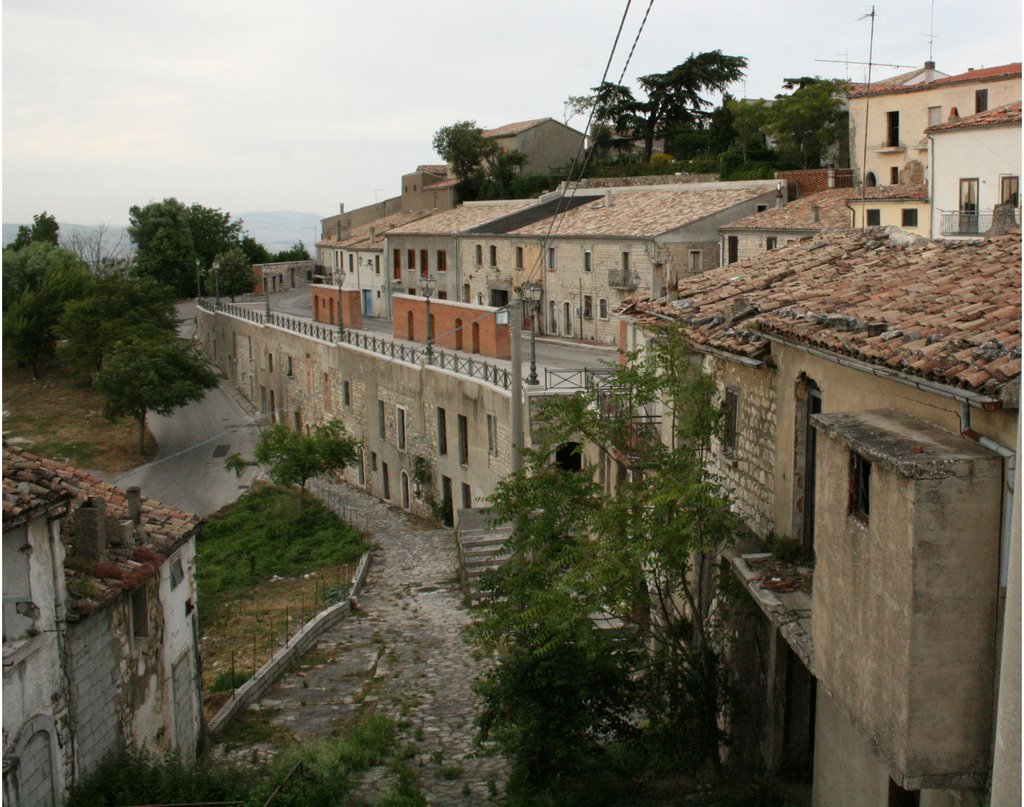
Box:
[222,476,507,804]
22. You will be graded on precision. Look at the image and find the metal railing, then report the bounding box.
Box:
[432,350,511,389]
[544,367,616,390]
[940,209,1020,236]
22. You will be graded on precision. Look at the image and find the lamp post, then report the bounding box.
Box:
[418,274,437,362]
[195,258,202,301]
[523,282,542,385]
[213,260,221,306]
[263,267,271,318]
[336,275,345,342]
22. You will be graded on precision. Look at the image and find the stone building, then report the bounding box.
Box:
[460,181,783,344]
[619,228,1020,805]
[481,117,586,174]
[3,447,202,806]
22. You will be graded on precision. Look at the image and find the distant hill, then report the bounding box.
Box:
[3,211,323,255]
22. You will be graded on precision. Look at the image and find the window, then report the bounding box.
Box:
[393,248,401,279]
[475,244,483,266]
[131,586,149,638]
[598,298,609,320]
[928,105,942,127]
[408,249,416,271]
[547,247,555,270]
[890,166,899,185]
[489,245,497,266]
[722,389,739,457]
[342,380,350,406]
[688,250,702,271]
[583,294,593,320]
[377,399,386,439]
[487,413,497,456]
[727,236,739,264]
[170,557,185,589]
[515,246,523,269]
[849,452,871,521]
[583,250,592,273]
[1001,176,1019,206]
[901,208,918,228]
[382,462,390,499]
[371,451,378,471]
[437,250,447,272]
[437,291,447,300]
[267,353,274,373]
[348,254,354,273]
[975,88,988,113]
[959,178,979,213]
[461,482,472,510]
[420,249,428,277]
[375,255,380,274]
[765,237,777,251]
[885,110,899,147]
[866,209,881,226]
[356,450,365,485]
[865,171,877,187]
[396,406,407,451]
[457,414,469,465]
[437,407,448,455]
[620,251,630,272]
[401,471,410,509]
[756,203,768,213]
[322,372,331,410]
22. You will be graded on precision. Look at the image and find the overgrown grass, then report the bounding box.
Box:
[197,484,367,617]
[68,713,423,807]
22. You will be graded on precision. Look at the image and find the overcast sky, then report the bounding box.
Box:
[3,0,1020,227]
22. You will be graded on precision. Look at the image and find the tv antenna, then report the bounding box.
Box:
[924,0,937,62]
[859,5,877,231]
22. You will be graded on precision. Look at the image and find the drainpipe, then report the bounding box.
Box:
[927,133,936,238]
[959,401,1016,588]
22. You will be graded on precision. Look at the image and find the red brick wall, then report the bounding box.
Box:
[311,285,363,330]
[392,294,510,360]
[775,168,854,198]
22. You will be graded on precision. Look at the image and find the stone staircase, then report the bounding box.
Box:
[456,509,513,600]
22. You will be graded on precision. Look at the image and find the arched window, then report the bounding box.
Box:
[454,318,463,350]
[407,310,414,340]
[865,171,877,187]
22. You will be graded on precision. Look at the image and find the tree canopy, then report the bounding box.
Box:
[10,211,60,251]
[226,420,358,513]
[94,337,217,455]
[474,327,745,794]
[584,51,748,161]
[432,120,500,199]
[214,245,256,299]
[766,77,849,168]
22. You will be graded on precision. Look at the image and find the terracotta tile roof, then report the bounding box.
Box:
[482,117,551,138]
[850,183,929,202]
[508,188,767,238]
[2,445,201,618]
[621,230,1021,399]
[850,62,1022,98]
[723,188,856,232]
[3,446,74,526]
[328,211,433,249]
[422,177,459,190]
[387,201,533,236]
[927,101,1022,132]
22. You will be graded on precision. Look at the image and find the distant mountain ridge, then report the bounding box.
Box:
[3,210,323,254]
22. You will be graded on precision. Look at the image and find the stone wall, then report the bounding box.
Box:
[67,609,121,776]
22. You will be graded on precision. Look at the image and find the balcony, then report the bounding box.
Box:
[871,141,906,153]
[608,269,639,290]
[940,208,1020,236]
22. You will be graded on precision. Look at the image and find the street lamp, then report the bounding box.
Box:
[418,274,437,362]
[523,282,542,385]
[264,267,271,318]
[336,274,345,342]
[195,258,202,301]
[213,260,221,306]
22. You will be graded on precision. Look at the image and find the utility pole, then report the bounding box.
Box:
[509,298,523,473]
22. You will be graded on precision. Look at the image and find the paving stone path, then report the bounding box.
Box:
[224,477,507,804]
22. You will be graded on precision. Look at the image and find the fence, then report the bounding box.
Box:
[544,367,616,390]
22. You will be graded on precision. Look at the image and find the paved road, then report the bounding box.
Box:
[226,477,508,804]
[93,300,261,517]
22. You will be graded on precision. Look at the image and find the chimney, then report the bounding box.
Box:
[127,486,142,525]
[775,181,784,209]
[924,60,936,70]
[339,203,345,215]
[949,107,960,122]
[604,189,614,207]
[827,167,836,189]
[369,226,376,243]
[986,203,1018,237]
[74,497,108,561]
[811,205,821,224]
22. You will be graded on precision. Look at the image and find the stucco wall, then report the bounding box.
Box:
[386,233,462,303]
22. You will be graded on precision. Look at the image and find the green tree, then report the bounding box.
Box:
[272,241,311,262]
[475,327,744,792]
[9,211,60,250]
[187,204,243,278]
[239,234,272,266]
[483,149,528,199]
[728,97,772,164]
[1,243,91,378]
[58,275,177,377]
[581,51,748,162]
[767,77,849,168]
[128,198,195,297]
[94,337,217,455]
[432,120,500,200]
[226,420,357,514]
[214,245,255,300]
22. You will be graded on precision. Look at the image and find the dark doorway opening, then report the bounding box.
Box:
[555,442,582,472]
